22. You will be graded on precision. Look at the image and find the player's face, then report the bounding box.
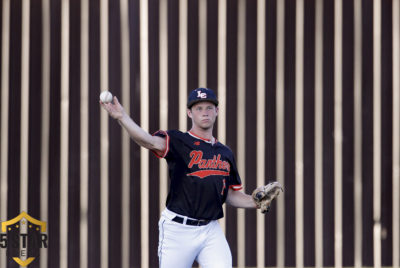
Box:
[187,102,218,130]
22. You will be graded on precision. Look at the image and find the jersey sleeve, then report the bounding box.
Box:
[228,154,243,191]
[151,130,170,158]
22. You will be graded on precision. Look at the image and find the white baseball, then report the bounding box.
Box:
[100,91,113,103]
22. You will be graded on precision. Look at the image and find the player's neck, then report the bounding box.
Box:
[188,127,214,142]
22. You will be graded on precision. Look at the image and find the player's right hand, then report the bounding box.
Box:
[100,96,125,120]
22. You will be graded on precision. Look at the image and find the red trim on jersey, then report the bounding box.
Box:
[151,130,170,158]
[188,131,213,143]
[187,170,230,179]
[229,185,243,191]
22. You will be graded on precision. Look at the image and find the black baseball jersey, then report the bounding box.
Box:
[153,130,242,220]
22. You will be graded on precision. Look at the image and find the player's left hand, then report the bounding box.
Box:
[252,181,283,214]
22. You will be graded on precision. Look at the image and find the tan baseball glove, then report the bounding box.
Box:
[252,181,283,213]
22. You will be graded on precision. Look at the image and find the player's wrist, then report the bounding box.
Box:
[117,111,129,122]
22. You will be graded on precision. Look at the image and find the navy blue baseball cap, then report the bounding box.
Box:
[187,88,219,108]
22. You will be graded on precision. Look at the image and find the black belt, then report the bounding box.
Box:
[172,216,210,226]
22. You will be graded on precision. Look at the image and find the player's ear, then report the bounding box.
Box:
[187,108,192,119]
[215,106,219,116]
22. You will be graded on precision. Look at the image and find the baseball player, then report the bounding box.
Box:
[100,88,282,268]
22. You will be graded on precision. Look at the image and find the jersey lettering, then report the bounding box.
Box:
[187,150,230,178]
[188,151,230,172]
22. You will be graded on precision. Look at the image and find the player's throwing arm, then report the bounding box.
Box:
[99,90,166,155]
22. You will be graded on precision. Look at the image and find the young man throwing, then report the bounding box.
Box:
[100,87,282,268]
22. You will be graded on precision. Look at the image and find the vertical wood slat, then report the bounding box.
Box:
[60,0,70,267]
[205,0,218,93]
[148,2,160,262]
[218,0,227,235]
[108,0,123,265]
[139,0,150,266]
[159,0,168,215]
[48,0,62,265]
[225,1,239,265]
[79,0,89,266]
[165,0,178,131]
[283,1,296,263]
[322,0,336,264]
[295,0,304,267]
[27,0,44,260]
[119,0,130,266]
[0,0,10,266]
[40,0,51,266]
[128,0,141,265]
[334,0,343,267]
[256,0,266,266]
[303,0,316,265]
[276,0,285,266]
[244,2,257,264]
[393,1,400,267]
[236,0,246,266]
[198,0,207,87]
[20,0,30,214]
[217,0,227,147]
[67,0,82,265]
[87,0,102,265]
[314,0,324,267]
[100,0,109,265]
[379,1,392,264]
[361,0,375,264]
[373,0,382,267]
[341,1,355,265]
[354,0,363,267]
[179,0,187,131]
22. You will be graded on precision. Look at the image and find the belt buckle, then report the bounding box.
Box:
[197,220,205,226]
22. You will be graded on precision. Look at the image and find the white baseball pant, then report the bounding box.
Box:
[158,209,232,268]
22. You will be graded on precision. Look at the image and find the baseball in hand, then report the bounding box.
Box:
[100,90,113,103]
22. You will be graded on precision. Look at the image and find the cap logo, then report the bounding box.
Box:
[197,91,207,99]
